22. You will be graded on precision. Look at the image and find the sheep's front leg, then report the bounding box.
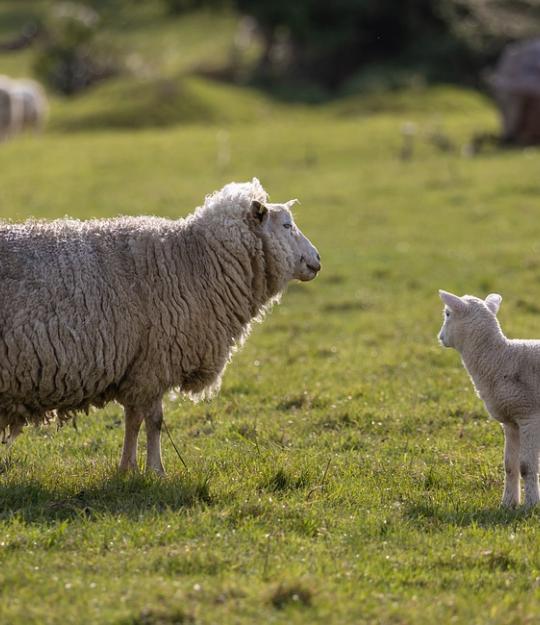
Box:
[501,422,520,507]
[519,418,540,507]
[145,399,165,476]
[119,405,144,472]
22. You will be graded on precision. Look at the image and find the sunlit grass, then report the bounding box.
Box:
[1,3,540,624]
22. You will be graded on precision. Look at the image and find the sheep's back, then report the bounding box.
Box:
[0,220,144,417]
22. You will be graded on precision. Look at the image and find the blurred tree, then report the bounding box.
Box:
[235,0,454,88]
[437,0,540,91]
[0,21,42,52]
[160,0,540,90]
[442,0,540,53]
[162,0,226,14]
[34,2,118,95]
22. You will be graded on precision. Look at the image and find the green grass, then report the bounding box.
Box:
[2,2,540,624]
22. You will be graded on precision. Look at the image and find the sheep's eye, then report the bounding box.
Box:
[445,310,450,318]
[283,223,292,230]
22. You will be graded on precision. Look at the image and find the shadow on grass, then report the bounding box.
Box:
[0,471,212,523]
[404,500,536,528]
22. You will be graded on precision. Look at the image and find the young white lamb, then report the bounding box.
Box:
[439,290,540,508]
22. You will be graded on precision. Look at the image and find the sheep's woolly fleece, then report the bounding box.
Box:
[0,76,48,140]
[0,178,291,440]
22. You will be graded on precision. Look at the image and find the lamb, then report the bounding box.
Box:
[438,290,540,507]
[0,178,321,474]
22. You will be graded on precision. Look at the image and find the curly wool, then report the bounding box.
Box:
[0,178,287,439]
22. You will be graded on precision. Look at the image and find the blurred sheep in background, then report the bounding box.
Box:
[0,76,48,141]
[489,38,540,145]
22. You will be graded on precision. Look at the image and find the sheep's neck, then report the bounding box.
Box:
[459,326,508,386]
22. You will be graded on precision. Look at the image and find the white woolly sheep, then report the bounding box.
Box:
[0,76,15,141]
[0,178,321,473]
[10,79,48,133]
[0,76,47,140]
[439,289,540,507]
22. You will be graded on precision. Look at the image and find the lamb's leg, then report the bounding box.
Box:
[118,405,144,472]
[519,418,540,507]
[145,399,165,476]
[501,422,520,507]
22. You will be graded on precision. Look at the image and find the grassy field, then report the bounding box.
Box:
[2,3,540,624]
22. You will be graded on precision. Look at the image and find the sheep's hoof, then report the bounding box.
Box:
[146,466,166,477]
[500,497,519,509]
[118,462,140,474]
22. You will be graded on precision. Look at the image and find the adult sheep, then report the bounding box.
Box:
[0,76,47,140]
[0,76,16,141]
[10,79,48,133]
[0,178,321,473]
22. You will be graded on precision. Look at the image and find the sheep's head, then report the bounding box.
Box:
[438,290,502,350]
[250,199,321,283]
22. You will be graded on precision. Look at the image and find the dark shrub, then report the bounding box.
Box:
[34,2,118,95]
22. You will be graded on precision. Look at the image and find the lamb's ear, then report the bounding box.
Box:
[439,289,467,312]
[251,200,268,223]
[485,293,502,314]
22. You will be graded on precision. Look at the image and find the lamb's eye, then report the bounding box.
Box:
[283,223,292,230]
[445,310,450,318]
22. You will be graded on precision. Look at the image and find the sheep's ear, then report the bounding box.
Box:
[251,200,268,223]
[485,293,502,314]
[439,289,467,312]
[285,198,299,209]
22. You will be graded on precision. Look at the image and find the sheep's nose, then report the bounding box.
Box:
[316,253,320,261]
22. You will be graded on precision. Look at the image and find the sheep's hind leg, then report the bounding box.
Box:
[118,405,144,472]
[519,418,540,508]
[501,422,520,507]
[145,398,165,476]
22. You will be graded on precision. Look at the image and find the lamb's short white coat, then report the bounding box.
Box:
[439,290,540,507]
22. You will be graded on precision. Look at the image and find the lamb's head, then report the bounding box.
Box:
[250,199,321,283]
[438,290,503,350]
